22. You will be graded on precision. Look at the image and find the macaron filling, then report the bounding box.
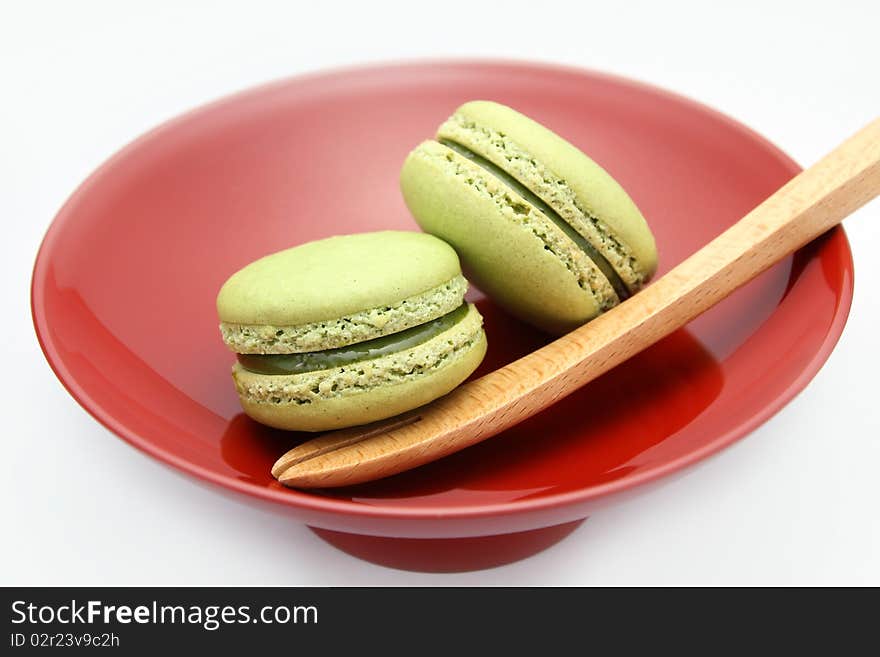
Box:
[237,303,470,376]
[438,139,630,301]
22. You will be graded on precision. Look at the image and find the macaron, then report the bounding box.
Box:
[400,100,658,335]
[217,231,487,432]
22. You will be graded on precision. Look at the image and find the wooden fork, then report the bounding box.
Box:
[273,117,880,489]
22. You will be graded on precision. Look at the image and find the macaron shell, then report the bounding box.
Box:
[220,274,468,354]
[450,101,658,280]
[401,142,604,334]
[217,231,462,326]
[233,325,488,432]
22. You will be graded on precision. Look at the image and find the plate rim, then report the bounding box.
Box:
[30,58,855,521]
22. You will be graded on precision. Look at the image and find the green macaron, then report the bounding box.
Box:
[217,231,487,432]
[400,100,658,335]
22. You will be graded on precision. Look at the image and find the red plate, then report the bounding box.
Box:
[32,61,853,571]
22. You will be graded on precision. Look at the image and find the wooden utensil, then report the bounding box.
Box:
[273,118,880,489]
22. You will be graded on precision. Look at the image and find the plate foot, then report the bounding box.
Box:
[308,519,586,573]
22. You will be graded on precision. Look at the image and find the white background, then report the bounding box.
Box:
[2,0,878,585]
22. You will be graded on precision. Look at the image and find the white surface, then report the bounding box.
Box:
[2,0,878,586]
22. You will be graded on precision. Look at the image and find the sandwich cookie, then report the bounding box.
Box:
[217,231,487,431]
[400,100,658,334]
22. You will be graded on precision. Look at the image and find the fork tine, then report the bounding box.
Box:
[270,412,422,478]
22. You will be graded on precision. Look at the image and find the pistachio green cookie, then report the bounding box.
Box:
[400,101,658,334]
[217,231,487,432]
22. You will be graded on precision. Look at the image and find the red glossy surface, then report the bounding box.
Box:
[32,61,853,541]
[311,521,585,573]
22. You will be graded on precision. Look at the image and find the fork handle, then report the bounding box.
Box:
[278,118,880,488]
